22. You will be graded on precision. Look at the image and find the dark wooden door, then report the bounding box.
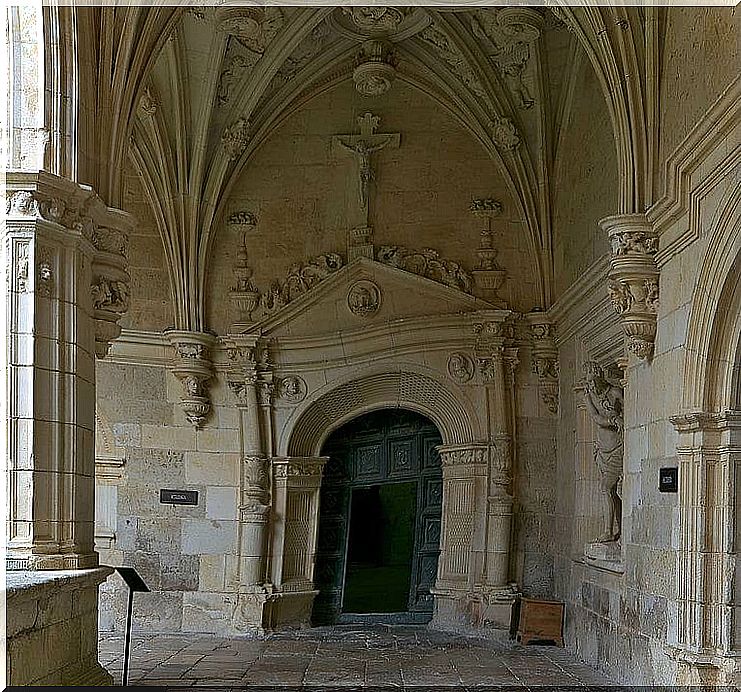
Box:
[312,409,442,625]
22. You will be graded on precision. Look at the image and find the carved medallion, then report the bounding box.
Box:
[447,352,475,383]
[277,376,307,404]
[347,280,381,317]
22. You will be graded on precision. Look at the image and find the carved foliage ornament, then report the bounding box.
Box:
[274,460,325,478]
[222,118,250,161]
[603,215,660,361]
[342,7,407,34]
[258,253,343,317]
[378,245,472,294]
[490,113,521,151]
[421,23,486,100]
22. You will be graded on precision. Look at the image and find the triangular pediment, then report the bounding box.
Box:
[257,257,494,339]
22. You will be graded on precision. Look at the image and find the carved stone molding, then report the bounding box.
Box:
[273,457,327,479]
[377,245,472,293]
[473,316,517,355]
[447,352,475,383]
[600,214,660,361]
[347,280,381,317]
[437,444,488,467]
[165,330,217,428]
[526,311,559,414]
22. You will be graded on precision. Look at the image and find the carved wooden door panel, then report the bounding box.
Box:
[312,410,442,625]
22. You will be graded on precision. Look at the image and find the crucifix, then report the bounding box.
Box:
[332,112,400,260]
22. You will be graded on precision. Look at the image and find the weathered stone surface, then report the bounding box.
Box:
[181,519,238,555]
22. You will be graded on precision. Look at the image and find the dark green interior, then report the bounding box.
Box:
[343,483,416,613]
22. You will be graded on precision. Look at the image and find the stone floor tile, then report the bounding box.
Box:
[100,624,614,688]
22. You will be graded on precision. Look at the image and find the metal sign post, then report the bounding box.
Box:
[111,566,150,686]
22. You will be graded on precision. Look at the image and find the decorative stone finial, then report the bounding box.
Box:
[228,211,260,328]
[470,199,507,306]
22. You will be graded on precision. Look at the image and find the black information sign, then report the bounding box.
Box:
[160,488,199,505]
[659,467,678,493]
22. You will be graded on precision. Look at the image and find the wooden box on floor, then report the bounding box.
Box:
[516,598,564,646]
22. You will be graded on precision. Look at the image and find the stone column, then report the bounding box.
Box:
[5,172,130,570]
[431,444,488,630]
[600,214,659,360]
[225,337,271,592]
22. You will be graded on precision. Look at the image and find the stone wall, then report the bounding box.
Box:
[206,79,539,334]
[548,62,740,685]
[7,569,113,686]
[97,360,243,634]
[551,53,617,300]
[658,7,740,193]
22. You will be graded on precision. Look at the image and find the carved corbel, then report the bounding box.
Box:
[90,211,132,358]
[165,330,217,428]
[600,214,659,361]
[526,311,559,414]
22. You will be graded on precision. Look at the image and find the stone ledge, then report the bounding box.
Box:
[7,566,113,599]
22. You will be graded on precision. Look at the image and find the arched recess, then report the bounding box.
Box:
[283,370,480,457]
[682,182,741,413]
[671,179,741,665]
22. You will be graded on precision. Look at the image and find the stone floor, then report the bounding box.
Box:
[99,625,615,688]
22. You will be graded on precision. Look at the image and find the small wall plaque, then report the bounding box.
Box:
[659,467,678,493]
[160,489,199,505]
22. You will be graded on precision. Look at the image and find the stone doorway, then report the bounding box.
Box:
[311,409,443,625]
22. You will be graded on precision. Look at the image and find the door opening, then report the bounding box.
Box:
[312,409,442,626]
[343,482,416,614]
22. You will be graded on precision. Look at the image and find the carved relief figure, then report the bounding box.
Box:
[447,353,474,383]
[347,281,380,317]
[471,9,540,109]
[583,362,624,543]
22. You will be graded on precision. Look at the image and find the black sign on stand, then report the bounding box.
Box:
[112,566,150,686]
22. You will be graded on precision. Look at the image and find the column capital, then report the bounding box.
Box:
[272,456,328,480]
[600,213,660,361]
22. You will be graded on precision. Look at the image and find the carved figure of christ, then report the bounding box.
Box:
[332,112,400,229]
